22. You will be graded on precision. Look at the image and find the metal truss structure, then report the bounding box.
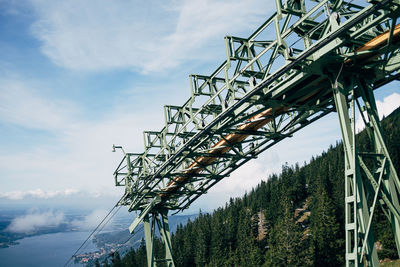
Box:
[113,0,400,266]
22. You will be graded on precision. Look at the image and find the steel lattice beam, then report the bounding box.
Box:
[112,1,400,266]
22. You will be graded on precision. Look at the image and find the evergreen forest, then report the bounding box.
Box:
[109,107,400,266]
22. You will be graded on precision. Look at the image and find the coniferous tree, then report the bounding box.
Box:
[182,221,195,266]
[194,218,207,266]
[171,225,184,266]
[121,248,136,267]
[264,196,306,266]
[311,183,343,266]
[209,211,226,266]
[111,251,122,267]
[236,209,261,266]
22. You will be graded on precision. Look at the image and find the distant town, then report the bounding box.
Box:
[74,248,107,265]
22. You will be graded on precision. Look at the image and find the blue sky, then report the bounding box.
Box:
[0,0,399,213]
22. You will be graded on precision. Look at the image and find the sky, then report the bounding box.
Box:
[0,0,399,217]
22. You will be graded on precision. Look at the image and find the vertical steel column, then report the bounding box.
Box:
[332,78,378,267]
[155,211,175,267]
[143,212,176,267]
[357,80,400,257]
[143,215,155,267]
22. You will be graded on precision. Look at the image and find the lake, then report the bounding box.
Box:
[0,231,98,267]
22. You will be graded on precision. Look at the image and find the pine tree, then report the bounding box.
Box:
[310,183,343,266]
[263,196,305,266]
[182,221,195,266]
[194,220,207,266]
[121,248,137,267]
[112,251,122,267]
[209,211,226,266]
[236,209,254,266]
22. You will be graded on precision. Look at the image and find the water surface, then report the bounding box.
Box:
[0,231,97,267]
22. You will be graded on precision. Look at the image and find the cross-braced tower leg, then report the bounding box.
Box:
[357,80,400,257]
[155,211,174,267]
[332,76,400,266]
[143,211,175,267]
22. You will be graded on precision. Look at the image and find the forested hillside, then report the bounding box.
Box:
[115,107,400,267]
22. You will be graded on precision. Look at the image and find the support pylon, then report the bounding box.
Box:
[142,211,175,267]
[332,75,400,266]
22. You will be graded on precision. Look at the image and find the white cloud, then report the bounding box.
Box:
[0,188,79,200]
[29,0,272,73]
[211,158,272,195]
[5,209,65,233]
[0,79,79,131]
[377,92,400,118]
[143,0,272,72]
[0,111,156,195]
[4,208,116,234]
[356,92,400,131]
[71,209,110,230]
[0,76,162,194]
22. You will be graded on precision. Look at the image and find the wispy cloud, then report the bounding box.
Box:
[193,158,275,211]
[143,0,272,72]
[211,155,276,195]
[0,78,79,131]
[0,76,161,194]
[71,209,110,231]
[5,209,65,233]
[29,0,272,73]
[4,208,112,233]
[0,188,78,200]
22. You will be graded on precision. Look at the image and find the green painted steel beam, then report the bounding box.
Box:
[112,1,400,266]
